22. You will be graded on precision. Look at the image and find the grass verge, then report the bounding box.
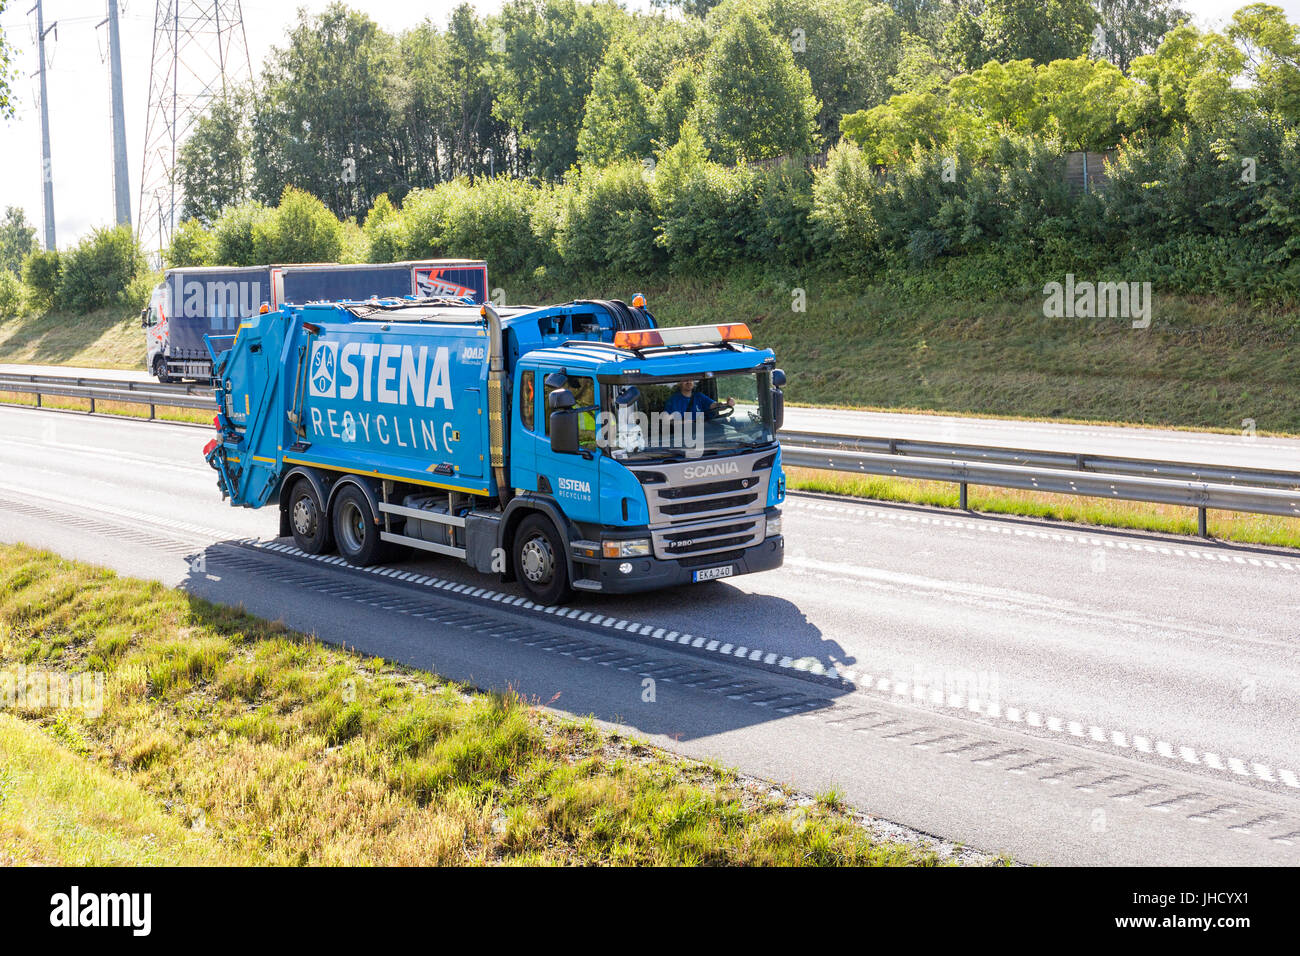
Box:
[0,544,977,866]
[786,467,1300,550]
[0,713,249,865]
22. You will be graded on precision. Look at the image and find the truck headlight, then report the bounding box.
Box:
[603,538,650,558]
[766,513,782,538]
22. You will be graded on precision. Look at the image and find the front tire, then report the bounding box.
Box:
[332,485,384,566]
[152,355,172,384]
[513,513,572,605]
[288,478,333,554]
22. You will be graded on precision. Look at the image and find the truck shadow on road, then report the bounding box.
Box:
[180,541,850,744]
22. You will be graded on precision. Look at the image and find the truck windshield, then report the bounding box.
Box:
[603,370,775,460]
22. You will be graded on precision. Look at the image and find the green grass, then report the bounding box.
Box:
[0,544,975,866]
[787,467,1300,550]
[0,713,249,865]
[0,301,146,370]
[506,270,1300,436]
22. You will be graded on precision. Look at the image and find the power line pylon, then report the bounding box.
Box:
[137,0,251,262]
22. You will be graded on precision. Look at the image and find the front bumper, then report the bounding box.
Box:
[587,534,784,594]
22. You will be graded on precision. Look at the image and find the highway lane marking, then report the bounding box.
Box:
[5,475,1295,800]
[786,495,1300,574]
[254,538,1300,796]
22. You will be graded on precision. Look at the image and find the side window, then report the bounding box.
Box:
[519,370,535,432]
[545,374,598,448]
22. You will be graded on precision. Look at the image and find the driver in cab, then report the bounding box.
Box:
[666,379,733,418]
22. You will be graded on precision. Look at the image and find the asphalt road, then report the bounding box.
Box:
[7,362,1296,471]
[2,404,1298,865]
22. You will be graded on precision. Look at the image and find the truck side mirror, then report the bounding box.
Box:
[771,369,786,431]
[614,386,640,406]
[548,387,580,454]
[140,308,150,329]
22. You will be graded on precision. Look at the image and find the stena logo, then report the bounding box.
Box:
[461,346,485,362]
[557,477,591,496]
[308,340,454,409]
[682,461,740,480]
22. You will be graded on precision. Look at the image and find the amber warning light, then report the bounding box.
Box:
[613,323,751,350]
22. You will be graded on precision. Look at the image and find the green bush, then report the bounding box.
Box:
[57,225,145,312]
[165,218,216,267]
[252,187,344,264]
[554,162,661,273]
[811,141,881,270]
[213,202,271,267]
[402,178,545,276]
[21,248,61,305]
[363,194,407,263]
[0,269,24,318]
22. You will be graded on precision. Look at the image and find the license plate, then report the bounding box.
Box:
[693,565,734,582]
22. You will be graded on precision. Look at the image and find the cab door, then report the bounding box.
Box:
[535,368,600,523]
[510,367,539,493]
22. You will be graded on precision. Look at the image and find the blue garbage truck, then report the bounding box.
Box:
[143,260,488,382]
[203,295,786,604]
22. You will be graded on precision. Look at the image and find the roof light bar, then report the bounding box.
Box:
[612,323,751,350]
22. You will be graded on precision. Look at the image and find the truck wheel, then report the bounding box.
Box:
[152,356,172,384]
[288,478,333,555]
[513,513,572,605]
[332,485,384,567]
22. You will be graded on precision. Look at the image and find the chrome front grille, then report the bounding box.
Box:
[635,448,776,559]
[650,515,764,560]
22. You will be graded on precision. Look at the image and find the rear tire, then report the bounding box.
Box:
[288,478,333,554]
[513,513,572,605]
[332,484,385,566]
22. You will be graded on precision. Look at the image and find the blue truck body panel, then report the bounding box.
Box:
[205,295,786,602]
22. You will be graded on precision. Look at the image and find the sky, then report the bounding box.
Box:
[0,0,1295,249]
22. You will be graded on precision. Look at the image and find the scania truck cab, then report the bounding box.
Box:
[204,296,785,604]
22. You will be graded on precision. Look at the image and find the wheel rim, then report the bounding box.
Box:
[519,533,554,585]
[291,495,316,537]
[338,500,366,554]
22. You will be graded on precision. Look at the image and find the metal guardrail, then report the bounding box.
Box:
[0,372,212,416]
[780,431,1300,533]
[2,373,1297,532]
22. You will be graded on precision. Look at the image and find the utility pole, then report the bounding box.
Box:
[29,0,57,250]
[99,0,132,227]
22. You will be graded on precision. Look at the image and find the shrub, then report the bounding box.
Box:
[252,187,344,264]
[165,218,216,267]
[811,141,881,270]
[554,162,661,273]
[57,225,145,311]
[212,201,271,266]
[403,178,545,277]
[21,248,61,305]
[0,269,24,318]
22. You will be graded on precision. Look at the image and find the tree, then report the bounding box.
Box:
[1122,24,1246,134]
[840,91,949,164]
[651,64,699,149]
[578,45,654,166]
[1093,0,1188,72]
[709,0,903,139]
[251,187,344,264]
[1230,3,1300,124]
[491,0,621,179]
[0,206,37,276]
[0,0,17,121]
[178,92,252,224]
[251,3,398,220]
[944,0,1098,71]
[697,9,819,162]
